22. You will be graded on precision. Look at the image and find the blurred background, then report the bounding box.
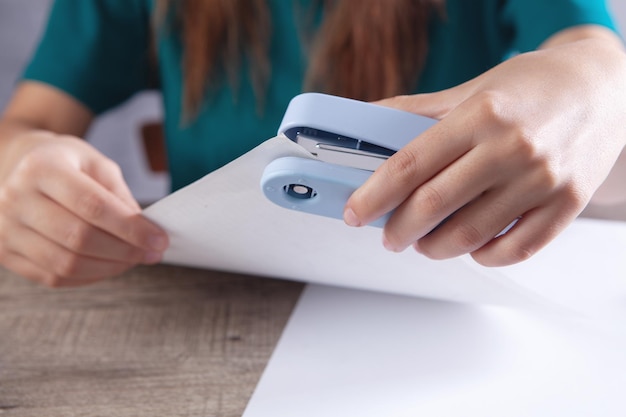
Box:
[1,1,625,204]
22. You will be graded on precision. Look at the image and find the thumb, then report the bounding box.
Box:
[374,81,477,120]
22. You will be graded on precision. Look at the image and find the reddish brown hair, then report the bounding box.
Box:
[156,0,445,117]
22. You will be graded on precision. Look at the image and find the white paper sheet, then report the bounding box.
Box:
[495,219,626,320]
[243,218,626,417]
[243,284,626,417]
[144,136,626,313]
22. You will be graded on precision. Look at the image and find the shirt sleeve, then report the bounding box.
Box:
[22,0,154,115]
[501,0,619,54]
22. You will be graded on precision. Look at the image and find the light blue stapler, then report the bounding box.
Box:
[261,93,437,227]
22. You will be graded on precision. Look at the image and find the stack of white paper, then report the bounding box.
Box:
[144,137,626,416]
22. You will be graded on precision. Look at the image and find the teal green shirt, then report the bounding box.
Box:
[23,0,617,190]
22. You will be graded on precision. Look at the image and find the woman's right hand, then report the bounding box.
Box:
[0,131,169,287]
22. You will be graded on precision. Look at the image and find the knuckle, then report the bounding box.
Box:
[450,222,485,252]
[473,90,508,124]
[13,151,55,181]
[13,152,42,176]
[385,150,421,187]
[495,122,541,166]
[415,184,447,220]
[77,192,106,221]
[559,183,589,210]
[532,159,561,194]
[62,222,92,251]
[508,128,538,161]
[503,134,564,196]
[473,91,543,158]
[104,158,123,178]
[118,221,142,246]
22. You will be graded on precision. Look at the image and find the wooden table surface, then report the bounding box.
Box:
[0,264,304,417]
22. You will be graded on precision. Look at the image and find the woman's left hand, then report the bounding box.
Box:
[344,26,626,266]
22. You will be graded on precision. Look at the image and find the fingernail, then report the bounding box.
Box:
[143,251,163,264]
[149,234,168,251]
[343,208,361,227]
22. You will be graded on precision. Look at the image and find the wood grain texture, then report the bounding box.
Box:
[0,264,304,417]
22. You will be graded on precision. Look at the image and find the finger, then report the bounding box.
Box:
[17,192,153,264]
[6,224,134,280]
[413,178,543,260]
[381,145,504,251]
[404,139,553,258]
[415,158,579,259]
[37,166,168,253]
[83,153,142,211]
[470,201,579,267]
[56,136,141,211]
[0,250,106,287]
[345,116,473,226]
[0,249,56,286]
